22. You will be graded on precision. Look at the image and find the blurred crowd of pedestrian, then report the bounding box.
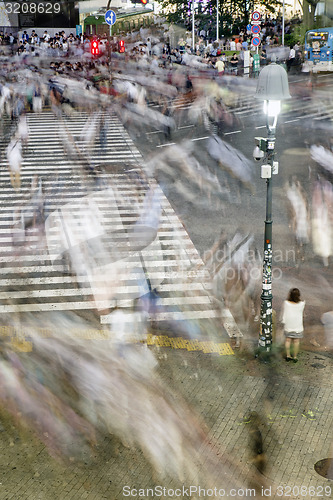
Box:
[0,29,99,57]
[0,8,305,76]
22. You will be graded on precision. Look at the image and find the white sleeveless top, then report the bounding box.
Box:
[282,300,305,333]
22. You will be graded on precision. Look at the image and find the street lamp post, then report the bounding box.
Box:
[254,62,291,354]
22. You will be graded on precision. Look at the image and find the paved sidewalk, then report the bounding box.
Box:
[0,333,332,500]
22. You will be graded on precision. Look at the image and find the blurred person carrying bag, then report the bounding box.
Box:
[32,86,42,113]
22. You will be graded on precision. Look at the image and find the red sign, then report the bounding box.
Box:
[118,40,125,53]
[91,40,99,55]
[251,25,261,34]
[252,36,261,47]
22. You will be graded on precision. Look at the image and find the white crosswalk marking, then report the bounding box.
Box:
[163,86,333,137]
[0,110,220,326]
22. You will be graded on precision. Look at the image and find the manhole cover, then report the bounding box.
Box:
[314,458,333,480]
[311,363,326,369]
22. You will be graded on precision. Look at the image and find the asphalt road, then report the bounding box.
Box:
[128,69,333,340]
[131,71,333,253]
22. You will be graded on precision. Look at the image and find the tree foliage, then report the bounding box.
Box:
[302,0,321,29]
[157,0,282,36]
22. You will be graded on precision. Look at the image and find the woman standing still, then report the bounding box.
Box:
[281,288,305,363]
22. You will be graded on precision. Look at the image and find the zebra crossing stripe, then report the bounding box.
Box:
[0,301,110,313]
[0,302,216,316]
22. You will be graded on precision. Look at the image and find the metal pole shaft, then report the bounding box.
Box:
[259,126,275,352]
[216,0,219,41]
[192,1,195,52]
[282,0,285,46]
[109,23,112,80]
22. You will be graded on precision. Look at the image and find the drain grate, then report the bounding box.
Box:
[314,458,333,480]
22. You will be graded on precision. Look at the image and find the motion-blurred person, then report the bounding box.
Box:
[247,411,267,475]
[215,56,225,76]
[16,114,29,146]
[286,44,296,72]
[285,177,310,263]
[32,85,43,113]
[207,135,254,199]
[312,181,332,267]
[12,94,25,120]
[13,176,45,249]
[49,84,63,116]
[99,112,108,151]
[321,310,333,350]
[80,111,100,155]
[281,288,305,363]
[7,138,22,191]
[0,84,12,117]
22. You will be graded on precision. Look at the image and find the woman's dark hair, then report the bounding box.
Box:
[288,288,301,303]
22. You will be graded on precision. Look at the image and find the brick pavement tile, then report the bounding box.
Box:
[23,479,40,496]
[0,346,331,497]
[7,476,32,499]
[26,488,45,500]
[64,490,80,500]
[76,486,89,497]
[2,493,16,500]
[85,494,100,500]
